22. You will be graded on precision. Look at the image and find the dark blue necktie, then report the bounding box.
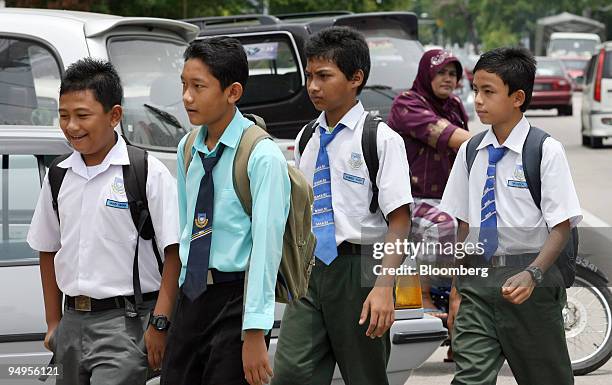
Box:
[479,145,507,260]
[312,124,344,265]
[182,144,225,301]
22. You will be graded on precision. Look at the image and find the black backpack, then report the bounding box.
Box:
[298,114,382,213]
[48,144,163,310]
[465,126,579,287]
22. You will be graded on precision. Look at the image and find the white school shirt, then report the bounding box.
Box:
[294,101,414,244]
[27,136,179,299]
[439,116,582,255]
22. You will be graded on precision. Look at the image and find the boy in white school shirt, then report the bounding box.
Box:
[27,58,181,385]
[440,47,581,385]
[271,27,413,385]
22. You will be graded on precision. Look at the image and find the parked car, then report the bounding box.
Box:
[559,57,590,91]
[530,57,574,116]
[184,12,425,141]
[581,41,612,148]
[0,9,447,385]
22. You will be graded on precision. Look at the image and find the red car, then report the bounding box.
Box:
[531,57,573,116]
[560,57,590,91]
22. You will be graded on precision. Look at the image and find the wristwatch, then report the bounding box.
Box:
[525,266,544,285]
[149,314,171,331]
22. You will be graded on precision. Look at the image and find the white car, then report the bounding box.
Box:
[0,9,447,385]
[581,41,612,148]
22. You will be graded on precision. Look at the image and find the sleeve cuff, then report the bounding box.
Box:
[436,124,459,153]
[242,312,274,331]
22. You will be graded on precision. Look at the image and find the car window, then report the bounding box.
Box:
[0,155,40,262]
[108,38,194,151]
[236,34,302,106]
[549,39,598,56]
[366,38,423,90]
[536,60,565,77]
[585,55,598,84]
[561,59,588,71]
[604,51,612,79]
[0,37,61,126]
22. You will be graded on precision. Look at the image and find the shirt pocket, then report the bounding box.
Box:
[100,195,138,245]
[215,189,250,234]
[330,158,371,217]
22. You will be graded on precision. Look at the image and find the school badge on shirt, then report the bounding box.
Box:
[508,164,528,188]
[111,177,126,195]
[195,212,209,229]
[348,152,364,169]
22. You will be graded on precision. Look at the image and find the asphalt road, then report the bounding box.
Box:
[406,93,612,385]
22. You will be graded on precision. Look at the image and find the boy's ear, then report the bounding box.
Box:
[350,69,365,90]
[109,105,123,127]
[226,82,244,104]
[512,89,526,110]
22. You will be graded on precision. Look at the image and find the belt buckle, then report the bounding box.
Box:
[493,255,506,267]
[74,295,91,312]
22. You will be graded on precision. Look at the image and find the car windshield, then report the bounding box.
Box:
[536,60,565,77]
[366,37,423,90]
[549,39,598,57]
[561,59,588,71]
[108,38,194,152]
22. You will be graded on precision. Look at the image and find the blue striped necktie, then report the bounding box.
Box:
[182,144,225,301]
[479,145,507,260]
[312,124,344,265]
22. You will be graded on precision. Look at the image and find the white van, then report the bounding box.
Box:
[548,32,601,58]
[581,42,612,148]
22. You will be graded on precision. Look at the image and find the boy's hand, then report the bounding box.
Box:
[243,330,273,385]
[447,286,461,333]
[502,271,536,304]
[43,321,60,351]
[360,286,395,338]
[144,326,167,370]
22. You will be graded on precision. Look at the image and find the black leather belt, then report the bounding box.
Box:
[65,291,159,312]
[337,242,362,255]
[461,253,538,268]
[206,269,245,285]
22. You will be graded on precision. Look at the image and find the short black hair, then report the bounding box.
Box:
[183,37,248,90]
[305,26,371,94]
[60,58,123,112]
[473,47,536,112]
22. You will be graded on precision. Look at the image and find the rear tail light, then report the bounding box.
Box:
[594,48,606,102]
[395,274,423,309]
[553,79,571,91]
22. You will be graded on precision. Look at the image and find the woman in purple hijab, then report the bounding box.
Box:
[388,50,471,351]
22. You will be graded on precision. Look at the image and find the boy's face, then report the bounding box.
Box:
[181,58,239,127]
[305,57,362,115]
[58,90,121,156]
[473,70,524,126]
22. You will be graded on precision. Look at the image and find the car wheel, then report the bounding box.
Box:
[559,105,573,116]
[591,137,603,148]
[582,135,591,147]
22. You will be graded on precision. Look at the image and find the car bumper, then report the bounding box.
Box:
[530,91,572,108]
[585,111,612,137]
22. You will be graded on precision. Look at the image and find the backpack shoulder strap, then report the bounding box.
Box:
[233,125,272,217]
[465,130,488,176]
[48,154,71,221]
[521,126,550,211]
[298,120,318,156]
[182,128,200,175]
[361,114,382,213]
[243,113,267,130]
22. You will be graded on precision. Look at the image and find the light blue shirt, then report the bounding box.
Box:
[177,109,290,330]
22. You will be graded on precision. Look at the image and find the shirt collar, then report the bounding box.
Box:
[315,101,365,132]
[58,133,129,178]
[192,108,251,155]
[476,116,530,154]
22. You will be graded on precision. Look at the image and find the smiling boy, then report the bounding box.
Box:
[441,47,581,385]
[27,58,180,385]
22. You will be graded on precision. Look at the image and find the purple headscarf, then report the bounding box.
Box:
[411,49,466,122]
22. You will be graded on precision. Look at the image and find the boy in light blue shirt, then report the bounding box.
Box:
[161,37,291,385]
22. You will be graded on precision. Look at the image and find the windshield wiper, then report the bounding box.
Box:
[143,103,183,129]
